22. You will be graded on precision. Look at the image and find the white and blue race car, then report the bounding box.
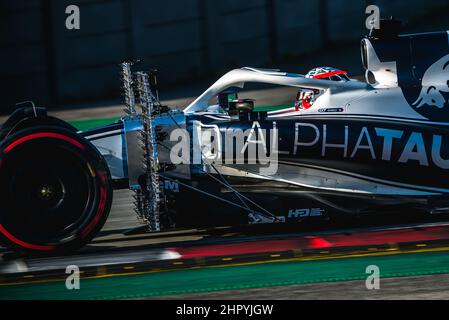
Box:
[1,21,449,253]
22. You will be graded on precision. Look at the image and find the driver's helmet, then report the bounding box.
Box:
[295,67,349,110]
[305,67,349,81]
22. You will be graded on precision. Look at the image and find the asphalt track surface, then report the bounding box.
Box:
[148,274,449,300]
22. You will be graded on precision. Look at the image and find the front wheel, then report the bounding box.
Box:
[0,126,113,254]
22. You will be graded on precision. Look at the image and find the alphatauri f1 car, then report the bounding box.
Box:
[1,20,449,253]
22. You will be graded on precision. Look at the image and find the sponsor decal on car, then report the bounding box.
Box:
[288,208,325,218]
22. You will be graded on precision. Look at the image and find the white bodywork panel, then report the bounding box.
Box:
[87,133,126,180]
[363,39,399,88]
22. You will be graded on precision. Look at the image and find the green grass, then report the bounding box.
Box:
[69,117,120,131]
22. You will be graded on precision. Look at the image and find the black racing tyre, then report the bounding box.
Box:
[0,126,113,254]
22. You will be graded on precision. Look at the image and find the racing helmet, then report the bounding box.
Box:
[305,66,350,81]
[295,67,350,110]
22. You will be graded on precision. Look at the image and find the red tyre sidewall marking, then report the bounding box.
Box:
[0,132,87,251]
[4,132,85,154]
[80,170,108,239]
[0,224,54,251]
